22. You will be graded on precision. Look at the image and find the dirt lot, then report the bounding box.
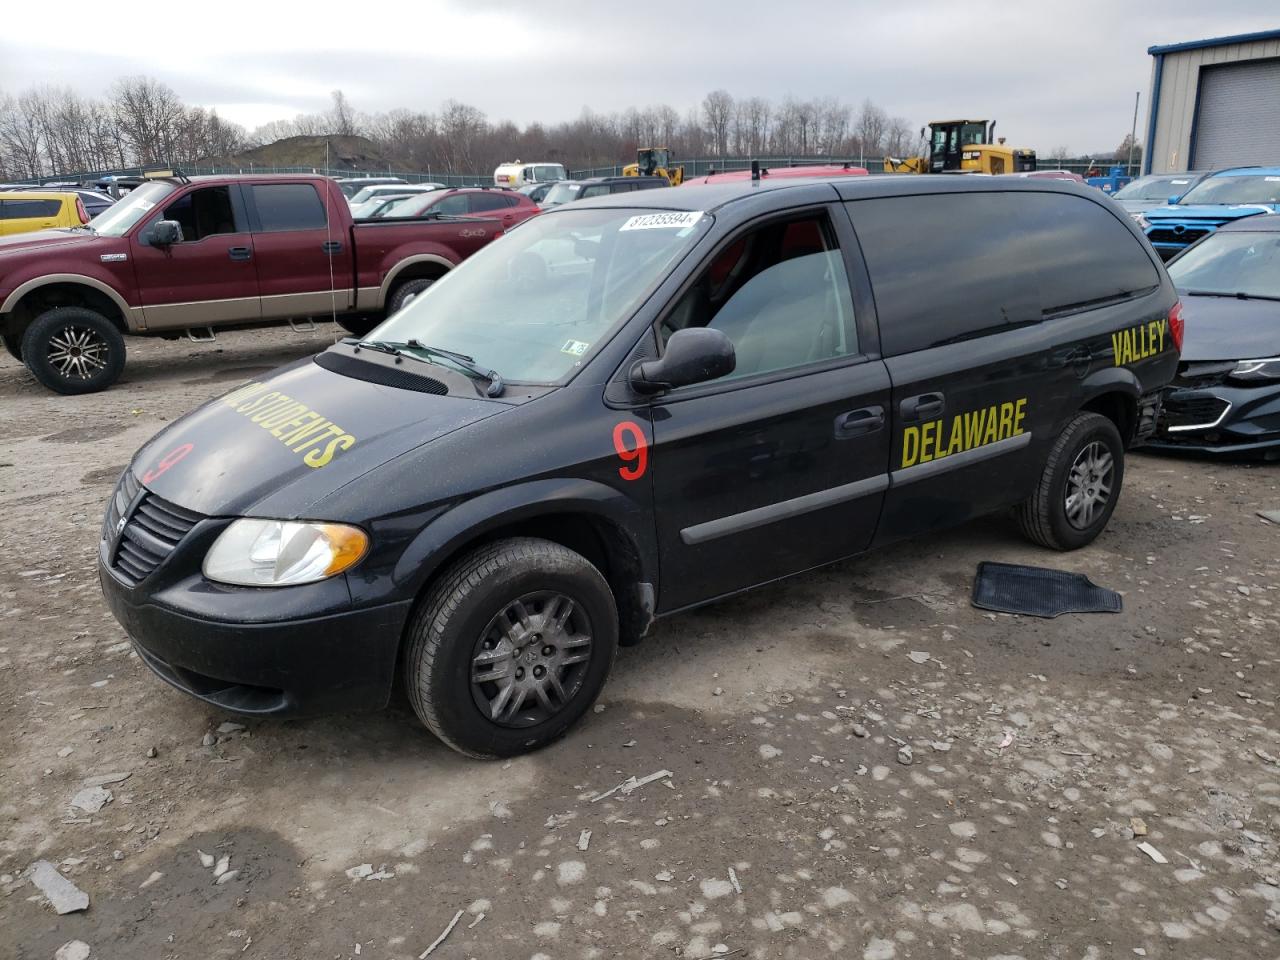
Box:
[3,328,1279,960]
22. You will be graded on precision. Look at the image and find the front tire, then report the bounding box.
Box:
[1017,412,1124,550]
[22,306,126,394]
[405,537,618,758]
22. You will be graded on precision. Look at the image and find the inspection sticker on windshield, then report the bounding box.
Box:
[620,211,703,231]
[561,339,590,357]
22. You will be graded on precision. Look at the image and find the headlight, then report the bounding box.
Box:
[204,519,368,587]
[1231,358,1280,382]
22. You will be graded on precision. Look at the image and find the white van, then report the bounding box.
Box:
[493,161,567,188]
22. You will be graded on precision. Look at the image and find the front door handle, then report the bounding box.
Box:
[900,392,945,422]
[228,246,252,261]
[322,240,343,255]
[834,405,885,439]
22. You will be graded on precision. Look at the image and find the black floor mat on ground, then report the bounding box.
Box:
[971,561,1122,618]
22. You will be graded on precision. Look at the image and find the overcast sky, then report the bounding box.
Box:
[1,1,1275,155]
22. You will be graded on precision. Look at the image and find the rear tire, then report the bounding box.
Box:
[404,537,618,758]
[2,333,21,362]
[21,306,125,394]
[1017,412,1124,550]
[337,315,380,338]
[387,278,435,316]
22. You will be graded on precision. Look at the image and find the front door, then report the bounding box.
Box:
[244,181,355,320]
[647,209,892,612]
[130,183,260,330]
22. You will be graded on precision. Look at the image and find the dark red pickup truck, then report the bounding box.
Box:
[0,174,506,393]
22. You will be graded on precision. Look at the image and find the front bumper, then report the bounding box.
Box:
[98,489,413,716]
[1147,382,1280,458]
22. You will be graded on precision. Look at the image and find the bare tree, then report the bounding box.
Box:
[329,90,357,137]
[702,89,734,157]
[854,99,888,159]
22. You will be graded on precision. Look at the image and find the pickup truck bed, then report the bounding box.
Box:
[0,174,510,394]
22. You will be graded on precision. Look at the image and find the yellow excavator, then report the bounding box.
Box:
[623,147,684,186]
[883,120,1036,175]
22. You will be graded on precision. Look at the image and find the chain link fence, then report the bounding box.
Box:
[15,155,1117,189]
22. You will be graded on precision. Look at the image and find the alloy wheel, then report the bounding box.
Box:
[1064,440,1114,530]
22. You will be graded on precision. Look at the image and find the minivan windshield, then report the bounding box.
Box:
[369,207,712,384]
[89,180,176,236]
[1178,174,1280,206]
[1168,232,1280,300]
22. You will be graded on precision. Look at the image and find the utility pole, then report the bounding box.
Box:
[1128,91,1140,176]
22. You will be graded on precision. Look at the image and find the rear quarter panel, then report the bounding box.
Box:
[350,217,503,306]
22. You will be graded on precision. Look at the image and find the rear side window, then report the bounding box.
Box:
[1,198,62,219]
[468,193,513,213]
[252,183,327,232]
[850,192,1160,356]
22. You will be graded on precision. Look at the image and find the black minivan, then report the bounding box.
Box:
[100,176,1180,757]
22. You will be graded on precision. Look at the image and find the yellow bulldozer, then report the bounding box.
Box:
[623,147,684,186]
[883,120,1036,175]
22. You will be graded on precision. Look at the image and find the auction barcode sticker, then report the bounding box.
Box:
[620,211,703,231]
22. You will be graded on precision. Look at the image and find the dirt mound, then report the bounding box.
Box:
[201,134,397,172]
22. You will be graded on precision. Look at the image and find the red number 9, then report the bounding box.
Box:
[142,443,194,484]
[612,421,648,481]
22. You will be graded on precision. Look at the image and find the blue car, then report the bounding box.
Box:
[1141,166,1280,261]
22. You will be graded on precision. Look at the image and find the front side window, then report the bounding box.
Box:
[430,194,470,216]
[1168,232,1280,299]
[161,186,237,241]
[372,207,712,383]
[660,214,857,381]
[1179,174,1280,206]
[581,185,610,199]
[252,183,327,231]
[852,192,1159,356]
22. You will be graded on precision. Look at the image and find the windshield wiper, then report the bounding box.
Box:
[1184,290,1280,301]
[348,338,402,357]
[404,339,505,397]
[347,337,504,397]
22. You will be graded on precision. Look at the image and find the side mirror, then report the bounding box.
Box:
[152,219,183,246]
[630,327,735,394]
[1168,195,1181,206]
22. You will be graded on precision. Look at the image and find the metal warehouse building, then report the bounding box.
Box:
[1144,29,1280,174]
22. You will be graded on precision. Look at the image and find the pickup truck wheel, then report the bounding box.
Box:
[388,278,434,315]
[405,537,618,759]
[22,306,126,395]
[1017,412,1124,550]
[2,333,21,362]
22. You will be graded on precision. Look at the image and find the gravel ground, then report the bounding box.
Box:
[3,328,1279,960]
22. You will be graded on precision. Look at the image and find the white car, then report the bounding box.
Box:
[347,183,444,206]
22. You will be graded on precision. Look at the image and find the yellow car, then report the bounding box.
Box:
[0,191,89,236]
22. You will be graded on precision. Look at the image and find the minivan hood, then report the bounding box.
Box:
[133,355,505,518]
[1146,203,1275,222]
[1177,294,1280,362]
